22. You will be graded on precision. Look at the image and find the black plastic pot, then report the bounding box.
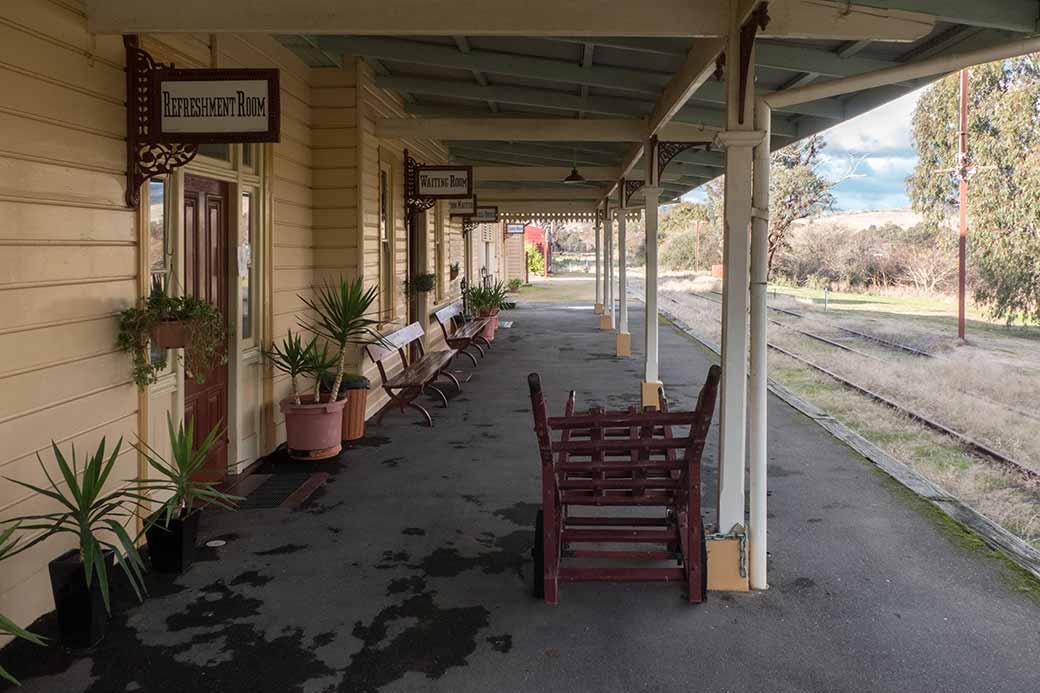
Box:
[145,509,200,574]
[48,548,113,652]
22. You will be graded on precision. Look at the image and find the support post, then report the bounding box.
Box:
[594,212,603,314]
[641,180,662,408]
[717,11,756,534]
[616,201,630,356]
[957,68,968,342]
[749,99,771,591]
[601,207,615,330]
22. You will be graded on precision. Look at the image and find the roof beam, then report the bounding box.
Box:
[86,0,950,36]
[852,1,1039,33]
[87,0,733,35]
[474,186,607,200]
[376,117,723,142]
[474,166,621,181]
[760,1,935,41]
[375,76,799,137]
[449,143,616,167]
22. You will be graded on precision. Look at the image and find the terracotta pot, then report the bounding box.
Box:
[479,308,499,342]
[280,396,346,460]
[341,388,368,441]
[151,320,190,348]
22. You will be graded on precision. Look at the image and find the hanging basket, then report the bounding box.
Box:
[151,320,191,349]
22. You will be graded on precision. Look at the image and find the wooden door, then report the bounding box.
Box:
[183,174,230,483]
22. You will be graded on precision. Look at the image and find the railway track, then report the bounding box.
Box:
[674,288,1040,486]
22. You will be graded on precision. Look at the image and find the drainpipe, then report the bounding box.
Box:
[749,99,771,591]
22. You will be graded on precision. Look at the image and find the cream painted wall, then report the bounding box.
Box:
[0,1,328,632]
[353,60,466,419]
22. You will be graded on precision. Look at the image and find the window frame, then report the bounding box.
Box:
[378,154,396,322]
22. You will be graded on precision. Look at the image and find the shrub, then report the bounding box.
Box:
[526,243,545,275]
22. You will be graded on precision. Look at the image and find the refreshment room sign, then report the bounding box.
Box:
[149,68,281,143]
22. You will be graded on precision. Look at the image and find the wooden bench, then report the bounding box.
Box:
[364,322,462,427]
[527,365,720,604]
[433,302,490,368]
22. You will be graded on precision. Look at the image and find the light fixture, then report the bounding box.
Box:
[562,148,585,184]
[562,166,585,184]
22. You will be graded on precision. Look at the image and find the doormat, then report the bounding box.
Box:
[237,472,329,510]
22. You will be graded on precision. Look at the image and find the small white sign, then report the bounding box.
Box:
[473,206,499,223]
[159,80,271,134]
[448,197,477,217]
[416,166,473,198]
[506,222,526,234]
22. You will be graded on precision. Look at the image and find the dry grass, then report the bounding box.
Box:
[625,271,1040,549]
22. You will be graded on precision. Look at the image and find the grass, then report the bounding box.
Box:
[514,275,597,303]
[627,271,1040,553]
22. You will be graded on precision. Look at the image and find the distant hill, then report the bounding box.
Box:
[794,208,923,231]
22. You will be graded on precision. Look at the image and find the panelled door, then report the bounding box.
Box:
[183,174,230,483]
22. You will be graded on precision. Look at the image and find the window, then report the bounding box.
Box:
[242,143,256,169]
[240,192,255,340]
[378,161,394,320]
[197,143,231,161]
[148,178,170,366]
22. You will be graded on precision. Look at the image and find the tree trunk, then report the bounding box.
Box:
[330,348,346,401]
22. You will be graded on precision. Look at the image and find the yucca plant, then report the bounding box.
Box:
[306,343,340,403]
[0,524,47,686]
[300,277,383,400]
[3,438,148,614]
[132,414,242,529]
[263,330,316,405]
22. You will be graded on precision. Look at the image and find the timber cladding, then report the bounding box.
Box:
[0,1,467,634]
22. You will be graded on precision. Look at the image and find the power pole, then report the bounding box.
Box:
[957,68,969,341]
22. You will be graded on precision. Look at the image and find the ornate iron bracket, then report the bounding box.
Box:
[404,149,437,214]
[738,3,771,125]
[124,35,198,209]
[462,218,479,236]
[657,140,714,182]
[623,179,644,208]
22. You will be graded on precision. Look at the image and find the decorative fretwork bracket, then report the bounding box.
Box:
[657,140,714,182]
[738,3,771,125]
[124,35,198,209]
[404,149,437,214]
[462,218,479,235]
[623,179,644,208]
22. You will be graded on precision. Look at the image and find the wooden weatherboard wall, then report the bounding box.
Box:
[0,0,328,634]
[0,0,137,634]
[354,59,466,419]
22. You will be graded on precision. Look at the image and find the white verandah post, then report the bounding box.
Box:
[601,205,615,330]
[594,212,603,314]
[749,99,771,590]
[717,16,757,534]
[642,149,662,406]
[616,196,630,356]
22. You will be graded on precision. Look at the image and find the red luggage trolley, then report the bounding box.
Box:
[527,366,720,604]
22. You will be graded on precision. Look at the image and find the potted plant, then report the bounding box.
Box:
[466,281,509,341]
[3,439,148,651]
[508,278,523,292]
[264,330,346,460]
[300,277,383,429]
[449,262,460,280]
[404,272,436,294]
[131,414,242,573]
[320,371,371,441]
[117,280,228,387]
[1,525,47,685]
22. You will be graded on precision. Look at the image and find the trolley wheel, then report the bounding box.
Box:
[532,510,544,599]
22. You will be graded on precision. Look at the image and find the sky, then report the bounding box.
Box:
[683,87,925,211]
